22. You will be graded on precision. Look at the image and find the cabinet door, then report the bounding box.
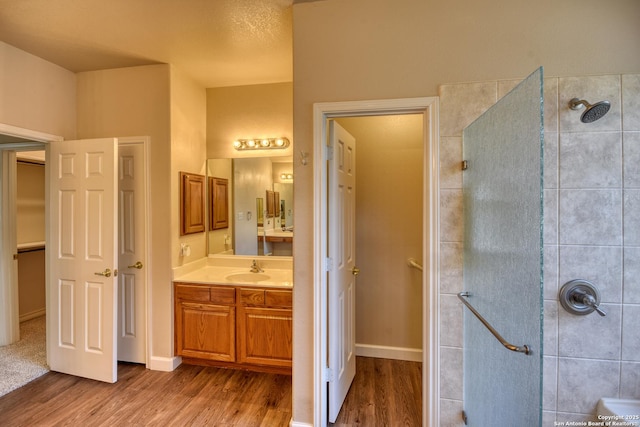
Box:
[180,172,205,235]
[274,191,280,217]
[176,302,235,362]
[237,306,292,367]
[266,190,275,218]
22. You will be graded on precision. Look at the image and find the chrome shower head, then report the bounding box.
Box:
[569,98,611,123]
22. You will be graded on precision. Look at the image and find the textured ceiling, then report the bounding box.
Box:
[0,0,294,88]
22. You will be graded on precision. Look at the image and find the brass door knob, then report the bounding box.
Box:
[351,266,360,276]
[128,261,143,269]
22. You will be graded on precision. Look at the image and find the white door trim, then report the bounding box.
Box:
[0,123,64,144]
[0,123,60,346]
[312,97,440,426]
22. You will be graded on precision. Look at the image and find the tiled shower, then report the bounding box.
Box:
[437,73,640,425]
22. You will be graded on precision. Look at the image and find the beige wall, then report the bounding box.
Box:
[292,0,640,423]
[16,162,45,245]
[76,64,176,360]
[16,161,46,321]
[206,82,293,159]
[171,67,208,267]
[17,250,45,320]
[336,115,423,352]
[0,41,76,139]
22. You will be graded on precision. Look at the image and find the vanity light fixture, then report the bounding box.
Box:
[280,173,293,180]
[233,137,290,151]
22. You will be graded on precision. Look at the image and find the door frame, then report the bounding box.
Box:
[0,123,60,346]
[312,97,440,426]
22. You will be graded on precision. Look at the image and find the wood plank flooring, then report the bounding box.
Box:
[330,357,422,427]
[0,362,292,426]
[0,356,420,426]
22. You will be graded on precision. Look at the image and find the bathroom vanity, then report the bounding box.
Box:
[173,258,293,375]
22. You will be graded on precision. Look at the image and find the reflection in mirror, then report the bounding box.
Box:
[256,198,264,226]
[207,157,293,257]
[274,182,292,227]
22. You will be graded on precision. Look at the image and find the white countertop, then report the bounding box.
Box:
[263,229,293,238]
[173,255,293,289]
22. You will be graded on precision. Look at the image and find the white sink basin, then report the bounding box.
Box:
[225,273,270,283]
[597,398,640,417]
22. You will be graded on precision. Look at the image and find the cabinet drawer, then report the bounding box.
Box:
[265,289,292,308]
[210,287,235,305]
[175,283,210,302]
[240,288,265,305]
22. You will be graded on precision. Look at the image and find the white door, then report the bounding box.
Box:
[0,150,19,346]
[47,138,118,383]
[328,121,357,422]
[117,139,147,364]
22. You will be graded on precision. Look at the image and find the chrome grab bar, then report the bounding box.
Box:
[457,291,531,355]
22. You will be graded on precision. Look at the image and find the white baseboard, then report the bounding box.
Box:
[148,355,181,372]
[355,343,423,362]
[290,421,312,427]
[20,308,46,322]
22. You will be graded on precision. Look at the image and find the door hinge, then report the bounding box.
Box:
[325,145,334,161]
[325,257,333,272]
[462,160,469,170]
[323,367,334,382]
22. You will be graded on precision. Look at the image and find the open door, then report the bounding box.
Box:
[117,139,147,364]
[461,68,544,425]
[47,138,118,383]
[327,121,357,422]
[0,150,19,346]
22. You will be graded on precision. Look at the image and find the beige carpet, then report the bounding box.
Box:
[0,316,49,397]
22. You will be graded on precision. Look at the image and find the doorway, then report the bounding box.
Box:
[0,123,150,386]
[328,114,424,425]
[312,97,440,426]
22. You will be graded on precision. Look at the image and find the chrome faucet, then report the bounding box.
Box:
[250,260,264,273]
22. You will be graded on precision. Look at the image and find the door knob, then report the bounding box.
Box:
[351,266,360,276]
[94,268,112,278]
[127,261,143,269]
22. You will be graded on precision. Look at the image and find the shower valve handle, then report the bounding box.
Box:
[559,279,606,317]
[573,290,606,317]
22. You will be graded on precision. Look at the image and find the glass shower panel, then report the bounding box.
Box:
[461,67,543,426]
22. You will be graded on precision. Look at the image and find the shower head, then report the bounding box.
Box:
[569,98,611,123]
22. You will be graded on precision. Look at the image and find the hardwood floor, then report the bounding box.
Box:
[330,356,422,427]
[0,362,292,426]
[0,357,420,426]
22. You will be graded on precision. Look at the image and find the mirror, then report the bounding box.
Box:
[207,157,293,257]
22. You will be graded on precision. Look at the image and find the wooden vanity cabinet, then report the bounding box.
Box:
[174,283,236,362]
[174,282,292,373]
[237,288,293,369]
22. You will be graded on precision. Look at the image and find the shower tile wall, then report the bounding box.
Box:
[437,73,640,426]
